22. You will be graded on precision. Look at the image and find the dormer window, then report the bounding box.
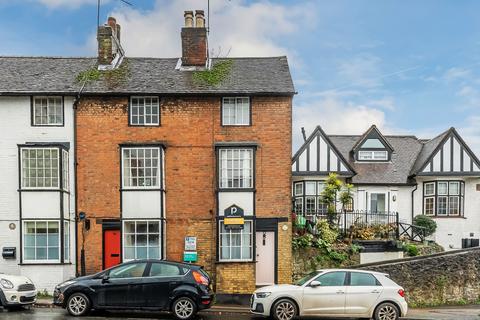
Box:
[358,150,388,161]
[353,125,393,162]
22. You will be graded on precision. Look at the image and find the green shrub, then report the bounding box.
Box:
[403,243,419,256]
[413,215,437,237]
[317,219,339,244]
[292,233,314,249]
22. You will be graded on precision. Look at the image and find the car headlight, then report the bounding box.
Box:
[58,280,76,288]
[0,279,14,289]
[256,292,271,299]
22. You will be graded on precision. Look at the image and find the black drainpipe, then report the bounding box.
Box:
[411,184,418,222]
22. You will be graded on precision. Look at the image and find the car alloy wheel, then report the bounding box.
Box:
[375,302,399,320]
[67,293,90,317]
[274,299,297,320]
[173,297,196,320]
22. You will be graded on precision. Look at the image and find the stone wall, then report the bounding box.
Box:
[356,247,480,306]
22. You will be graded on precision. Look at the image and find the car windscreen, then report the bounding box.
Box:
[294,271,319,286]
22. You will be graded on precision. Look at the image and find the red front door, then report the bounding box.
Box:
[104,230,121,269]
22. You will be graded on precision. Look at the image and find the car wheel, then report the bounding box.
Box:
[172,297,197,320]
[374,302,399,320]
[66,293,91,317]
[272,299,297,320]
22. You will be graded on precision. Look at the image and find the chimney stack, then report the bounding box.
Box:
[181,10,208,67]
[98,16,122,66]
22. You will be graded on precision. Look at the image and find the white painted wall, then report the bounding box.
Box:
[218,192,254,216]
[414,176,480,250]
[0,96,76,291]
[122,191,162,219]
[360,251,404,264]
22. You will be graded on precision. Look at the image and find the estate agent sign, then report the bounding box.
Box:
[224,204,245,230]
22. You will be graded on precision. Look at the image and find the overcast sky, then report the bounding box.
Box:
[1,0,480,153]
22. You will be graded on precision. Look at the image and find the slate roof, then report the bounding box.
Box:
[0,56,295,95]
[329,135,423,184]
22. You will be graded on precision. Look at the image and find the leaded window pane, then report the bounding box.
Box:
[219,221,252,261]
[23,220,60,262]
[21,148,61,188]
[123,220,161,261]
[219,148,253,189]
[122,147,160,188]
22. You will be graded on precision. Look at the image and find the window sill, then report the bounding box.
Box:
[217,188,256,192]
[215,260,255,264]
[428,216,466,219]
[19,262,72,266]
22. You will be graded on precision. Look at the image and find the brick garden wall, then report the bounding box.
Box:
[76,95,292,293]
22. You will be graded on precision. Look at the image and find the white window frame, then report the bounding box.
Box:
[305,196,316,214]
[424,197,435,216]
[130,96,160,126]
[122,147,161,189]
[23,220,61,263]
[21,147,61,189]
[33,96,63,126]
[219,220,253,262]
[437,196,448,215]
[62,150,69,191]
[123,220,161,261]
[424,182,435,196]
[358,150,388,161]
[222,97,251,126]
[294,197,303,214]
[219,148,254,189]
[294,182,303,196]
[64,221,70,262]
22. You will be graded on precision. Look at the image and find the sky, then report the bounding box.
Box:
[1,0,480,153]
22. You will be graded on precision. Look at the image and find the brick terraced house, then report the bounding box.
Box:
[74,12,294,301]
[0,12,294,297]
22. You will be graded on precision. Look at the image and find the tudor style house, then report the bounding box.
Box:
[0,80,76,291]
[73,12,293,301]
[292,125,480,250]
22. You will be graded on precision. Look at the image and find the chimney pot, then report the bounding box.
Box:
[184,11,194,27]
[107,16,117,31]
[181,10,208,66]
[195,10,205,28]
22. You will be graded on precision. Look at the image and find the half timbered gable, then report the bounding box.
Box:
[413,128,480,176]
[292,126,354,176]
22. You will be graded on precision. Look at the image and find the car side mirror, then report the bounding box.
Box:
[309,280,321,288]
[102,275,110,283]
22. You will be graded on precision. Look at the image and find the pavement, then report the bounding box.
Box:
[1,299,476,320]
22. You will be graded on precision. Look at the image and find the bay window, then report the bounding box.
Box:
[123,220,161,260]
[219,220,253,261]
[293,181,328,216]
[122,147,161,188]
[423,181,464,216]
[219,148,253,189]
[21,148,60,189]
[23,221,60,262]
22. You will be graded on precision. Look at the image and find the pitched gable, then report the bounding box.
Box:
[352,124,394,153]
[414,128,480,176]
[292,126,354,175]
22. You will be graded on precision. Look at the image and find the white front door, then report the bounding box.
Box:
[255,231,275,286]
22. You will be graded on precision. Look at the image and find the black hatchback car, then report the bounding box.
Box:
[53,260,214,319]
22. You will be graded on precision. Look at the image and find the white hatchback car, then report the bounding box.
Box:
[0,273,37,309]
[251,269,407,320]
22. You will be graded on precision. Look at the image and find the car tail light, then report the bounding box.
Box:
[193,271,209,286]
[398,289,405,297]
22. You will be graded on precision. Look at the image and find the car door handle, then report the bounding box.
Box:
[371,290,381,293]
[336,290,345,294]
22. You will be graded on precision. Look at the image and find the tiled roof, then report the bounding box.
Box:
[0,56,295,95]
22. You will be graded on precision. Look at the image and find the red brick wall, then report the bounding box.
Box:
[76,95,292,290]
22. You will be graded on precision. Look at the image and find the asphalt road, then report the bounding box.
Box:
[0,308,257,320]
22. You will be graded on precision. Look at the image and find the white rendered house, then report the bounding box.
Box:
[292,125,480,250]
[0,92,76,292]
